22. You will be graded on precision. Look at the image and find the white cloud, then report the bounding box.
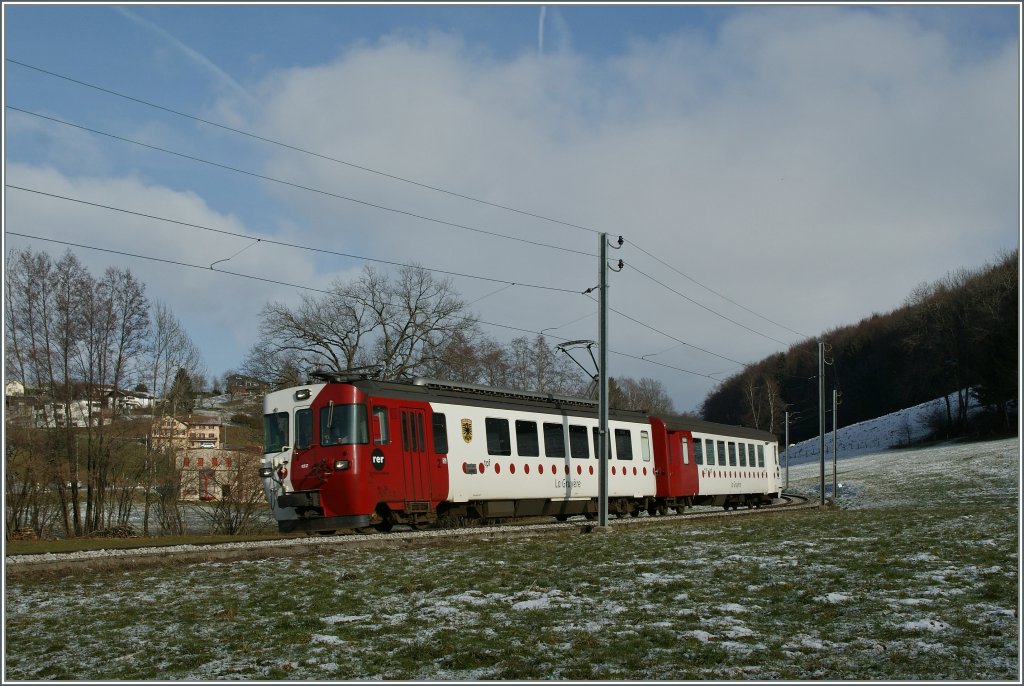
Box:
[8,7,1017,410]
[2,164,351,378]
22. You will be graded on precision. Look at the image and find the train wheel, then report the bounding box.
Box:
[374,521,394,533]
[647,504,658,517]
[584,513,596,521]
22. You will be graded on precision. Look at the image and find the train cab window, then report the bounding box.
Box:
[681,437,690,465]
[739,443,747,467]
[321,404,369,446]
[592,427,611,460]
[373,406,390,445]
[569,425,589,458]
[296,408,312,451]
[263,411,289,453]
[485,418,512,456]
[432,413,448,454]
[615,429,633,460]
[516,421,540,457]
[728,442,737,466]
[640,431,651,462]
[543,423,566,458]
[758,445,765,468]
[693,438,703,465]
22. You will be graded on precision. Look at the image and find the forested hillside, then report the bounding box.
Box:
[700,250,1017,443]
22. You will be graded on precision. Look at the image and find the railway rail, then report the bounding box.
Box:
[4,493,818,578]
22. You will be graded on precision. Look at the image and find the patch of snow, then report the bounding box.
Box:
[901,619,953,633]
[815,592,852,604]
[321,614,371,625]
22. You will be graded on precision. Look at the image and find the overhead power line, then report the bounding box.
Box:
[624,262,793,348]
[7,230,724,384]
[8,59,810,350]
[625,238,809,340]
[6,105,594,258]
[7,57,599,238]
[5,185,582,295]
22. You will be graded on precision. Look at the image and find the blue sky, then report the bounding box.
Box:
[3,3,1020,412]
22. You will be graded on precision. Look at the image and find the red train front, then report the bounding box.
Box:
[260,372,449,533]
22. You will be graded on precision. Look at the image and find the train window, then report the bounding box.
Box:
[516,421,540,457]
[486,418,512,456]
[263,411,289,453]
[416,413,426,453]
[758,445,765,468]
[717,440,726,466]
[640,431,651,462]
[296,409,312,450]
[321,404,369,446]
[728,442,737,466]
[705,439,715,466]
[615,429,633,460]
[400,412,410,450]
[692,438,703,465]
[592,427,610,460]
[681,437,690,465]
[432,413,449,454]
[738,443,747,467]
[569,425,589,458]
[543,423,566,458]
[373,407,390,445]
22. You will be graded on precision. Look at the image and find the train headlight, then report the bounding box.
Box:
[258,467,274,479]
[334,459,351,471]
[277,465,288,479]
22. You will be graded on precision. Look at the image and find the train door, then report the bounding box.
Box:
[399,407,430,503]
[676,432,700,496]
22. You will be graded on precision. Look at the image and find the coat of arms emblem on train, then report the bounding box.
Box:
[461,418,472,443]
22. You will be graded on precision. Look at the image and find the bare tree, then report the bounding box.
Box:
[147,301,204,414]
[248,265,475,381]
[141,301,204,533]
[605,376,676,414]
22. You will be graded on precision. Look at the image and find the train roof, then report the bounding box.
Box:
[315,375,650,423]
[658,414,778,442]
[298,373,776,440]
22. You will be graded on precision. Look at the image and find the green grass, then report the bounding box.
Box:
[5,531,293,555]
[4,439,1019,680]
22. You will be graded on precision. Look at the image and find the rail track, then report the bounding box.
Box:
[5,493,820,578]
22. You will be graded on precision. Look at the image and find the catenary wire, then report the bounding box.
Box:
[622,264,790,350]
[6,58,600,238]
[5,184,581,295]
[624,238,810,340]
[6,106,595,258]
[8,58,813,345]
[582,292,747,367]
[7,231,723,383]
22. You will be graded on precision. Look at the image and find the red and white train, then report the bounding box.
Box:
[259,372,783,534]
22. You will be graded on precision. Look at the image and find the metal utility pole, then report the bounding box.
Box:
[818,340,826,508]
[832,388,838,500]
[597,232,610,527]
[784,410,790,490]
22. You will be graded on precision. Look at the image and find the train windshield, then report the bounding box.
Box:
[264,412,289,453]
[320,404,369,446]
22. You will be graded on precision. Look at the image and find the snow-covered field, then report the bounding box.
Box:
[4,436,1018,681]
[783,390,1010,464]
